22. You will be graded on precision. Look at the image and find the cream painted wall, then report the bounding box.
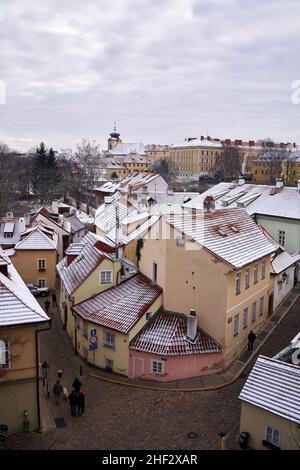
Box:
[12,249,57,288]
[240,401,300,450]
[36,213,69,260]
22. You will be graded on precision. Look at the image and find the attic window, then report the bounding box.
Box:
[218,229,227,237]
[230,225,239,233]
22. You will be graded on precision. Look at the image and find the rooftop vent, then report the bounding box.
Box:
[275,179,284,189]
[218,228,227,237]
[230,225,239,233]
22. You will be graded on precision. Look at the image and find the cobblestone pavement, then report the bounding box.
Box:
[4,293,300,451]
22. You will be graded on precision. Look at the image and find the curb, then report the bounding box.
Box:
[89,291,300,393]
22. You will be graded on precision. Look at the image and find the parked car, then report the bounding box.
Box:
[26,284,50,297]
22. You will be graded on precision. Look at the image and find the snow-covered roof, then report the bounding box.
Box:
[130,310,222,356]
[57,232,112,295]
[94,198,131,234]
[239,355,300,424]
[95,172,163,194]
[107,142,145,156]
[14,225,58,250]
[173,138,222,148]
[0,251,49,327]
[164,208,277,269]
[185,182,300,220]
[106,215,159,246]
[0,216,32,246]
[73,274,162,334]
[271,250,300,274]
[63,215,87,234]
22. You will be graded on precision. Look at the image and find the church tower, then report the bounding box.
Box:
[107,123,121,150]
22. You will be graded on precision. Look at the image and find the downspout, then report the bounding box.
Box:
[69,296,77,355]
[35,319,52,432]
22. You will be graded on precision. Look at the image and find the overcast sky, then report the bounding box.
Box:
[1,0,300,152]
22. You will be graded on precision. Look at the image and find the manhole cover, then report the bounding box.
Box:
[54,417,66,428]
[188,432,198,439]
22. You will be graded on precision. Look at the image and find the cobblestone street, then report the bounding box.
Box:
[4,293,300,450]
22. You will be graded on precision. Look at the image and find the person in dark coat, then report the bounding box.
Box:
[52,291,57,307]
[52,380,63,404]
[72,377,82,394]
[248,330,257,351]
[68,390,77,416]
[44,299,50,313]
[78,389,85,416]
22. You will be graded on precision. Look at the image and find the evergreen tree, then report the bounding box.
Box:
[32,143,60,204]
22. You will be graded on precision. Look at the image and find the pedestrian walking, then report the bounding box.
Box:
[44,299,50,314]
[78,389,85,416]
[52,380,63,405]
[248,330,257,351]
[68,390,77,417]
[52,290,57,308]
[72,377,82,394]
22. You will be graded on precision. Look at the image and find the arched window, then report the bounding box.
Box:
[0,340,10,368]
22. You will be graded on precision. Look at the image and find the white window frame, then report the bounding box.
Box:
[260,296,264,316]
[38,278,46,288]
[235,272,242,295]
[278,230,285,246]
[38,258,46,271]
[176,237,185,247]
[261,259,266,280]
[252,302,257,322]
[265,426,280,447]
[233,313,240,337]
[103,331,115,349]
[243,308,248,329]
[245,268,250,289]
[100,270,113,285]
[254,263,258,284]
[151,360,164,375]
[0,340,10,369]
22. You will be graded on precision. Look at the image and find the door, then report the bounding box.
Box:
[133,358,144,378]
[268,294,274,316]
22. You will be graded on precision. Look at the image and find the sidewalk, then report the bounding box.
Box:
[89,285,300,392]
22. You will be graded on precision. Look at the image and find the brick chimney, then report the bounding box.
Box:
[186,309,197,342]
[203,195,215,212]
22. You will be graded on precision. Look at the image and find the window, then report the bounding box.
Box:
[151,360,164,374]
[176,237,185,247]
[254,263,258,284]
[233,313,239,336]
[105,358,113,372]
[4,232,12,239]
[100,270,112,284]
[0,340,10,368]
[38,279,46,288]
[243,308,248,329]
[104,331,115,349]
[261,259,266,280]
[252,302,257,322]
[82,322,88,338]
[38,259,46,271]
[278,230,285,246]
[235,272,242,295]
[152,262,157,284]
[245,268,250,289]
[260,297,264,316]
[265,426,280,448]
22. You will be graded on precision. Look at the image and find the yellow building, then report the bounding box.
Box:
[0,251,50,433]
[239,355,300,450]
[72,273,162,376]
[250,153,300,186]
[138,208,276,365]
[11,224,58,289]
[57,232,122,346]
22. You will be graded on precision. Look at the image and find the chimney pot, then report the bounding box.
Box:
[203,195,215,212]
[186,310,197,341]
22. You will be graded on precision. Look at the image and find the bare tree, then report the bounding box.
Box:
[258,139,287,185]
[153,158,170,181]
[0,143,19,216]
[215,144,241,180]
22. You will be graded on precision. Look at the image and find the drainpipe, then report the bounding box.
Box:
[69,296,77,355]
[35,319,52,432]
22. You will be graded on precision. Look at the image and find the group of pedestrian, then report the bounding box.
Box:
[52,375,86,417]
[45,290,57,314]
[68,377,85,417]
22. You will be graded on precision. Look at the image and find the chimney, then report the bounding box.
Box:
[19,217,26,234]
[207,136,211,141]
[275,178,284,189]
[249,140,255,147]
[237,176,245,186]
[203,195,215,212]
[200,136,205,140]
[186,309,197,341]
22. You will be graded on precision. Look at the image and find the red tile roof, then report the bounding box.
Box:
[73,274,162,334]
[130,310,222,356]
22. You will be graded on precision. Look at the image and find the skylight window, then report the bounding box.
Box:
[218,229,227,237]
[230,225,239,233]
